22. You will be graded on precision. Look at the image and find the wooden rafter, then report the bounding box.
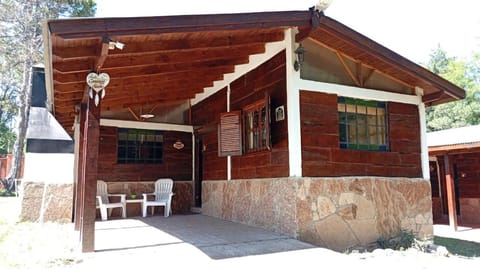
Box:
[311,37,415,92]
[314,15,465,100]
[336,52,360,87]
[52,31,284,59]
[53,57,246,84]
[362,68,375,86]
[127,107,140,121]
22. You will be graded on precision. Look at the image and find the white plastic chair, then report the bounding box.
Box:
[142,178,174,217]
[96,180,126,221]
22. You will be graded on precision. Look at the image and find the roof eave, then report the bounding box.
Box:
[47,10,313,39]
[315,15,465,105]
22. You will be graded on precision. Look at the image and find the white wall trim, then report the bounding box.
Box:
[416,87,430,180]
[227,84,232,181]
[285,28,303,177]
[100,119,193,133]
[191,40,286,106]
[297,79,422,105]
[73,119,80,185]
[191,133,195,185]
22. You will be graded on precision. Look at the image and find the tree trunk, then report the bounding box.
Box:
[6,57,33,191]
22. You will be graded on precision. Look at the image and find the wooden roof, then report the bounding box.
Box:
[44,10,464,133]
[428,125,480,155]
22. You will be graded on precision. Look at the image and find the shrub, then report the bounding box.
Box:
[377,230,416,250]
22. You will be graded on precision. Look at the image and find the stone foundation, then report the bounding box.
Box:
[202,177,433,251]
[202,178,297,236]
[20,181,73,223]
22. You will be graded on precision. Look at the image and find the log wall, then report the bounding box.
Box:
[300,90,422,177]
[191,89,228,180]
[191,51,289,180]
[430,153,480,223]
[97,126,192,181]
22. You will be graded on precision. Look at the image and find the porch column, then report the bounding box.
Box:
[80,98,101,252]
[416,91,430,180]
[74,104,87,231]
[444,154,458,231]
[285,28,302,177]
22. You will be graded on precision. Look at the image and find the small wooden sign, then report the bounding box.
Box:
[173,140,184,150]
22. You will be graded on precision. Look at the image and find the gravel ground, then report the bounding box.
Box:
[1,197,479,268]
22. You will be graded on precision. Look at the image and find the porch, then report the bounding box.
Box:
[93,214,315,260]
[89,214,480,268]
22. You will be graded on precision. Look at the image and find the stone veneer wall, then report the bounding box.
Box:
[106,181,193,217]
[202,178,297,236]
[20,181,73,223]
[19,181,193,222]
[202,177,433,251]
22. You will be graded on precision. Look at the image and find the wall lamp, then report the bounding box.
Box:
[293,44,306,72]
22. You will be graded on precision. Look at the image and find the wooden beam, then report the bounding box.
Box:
[54,65,232,86]
[356,61,363,87]
[127,107,140,121]
[53,61,92,73]
[422,91,444,104]
[54,83,85,93]
[80,94,101,252]
[362,68,375,86]
[316,16,465,100]
[309,37,415,91]
[52,30,284,59]
[53,78,217,108]
[53,57,245,84]
[444,154,458,231]
[74,103,86,231]
[94,37,110,72]
[101,43,265,69]
[429,142,480,156]
[336,52,361,87]
[53,45,97,59]
[102,94,197,110]
[48,11,311,39]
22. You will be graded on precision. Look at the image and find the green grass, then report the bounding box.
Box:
[0,190,16,197]
[434,236,480,257]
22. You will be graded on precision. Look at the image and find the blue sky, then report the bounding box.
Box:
[95,0,480,64]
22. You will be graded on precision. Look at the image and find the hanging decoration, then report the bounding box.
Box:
[86,72,110,106]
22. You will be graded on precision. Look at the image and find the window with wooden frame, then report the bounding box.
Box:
[338,97,388,151]
[243,96,271,154]
[117,128,164,163]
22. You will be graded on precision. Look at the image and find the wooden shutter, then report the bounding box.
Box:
[218,111,242,157]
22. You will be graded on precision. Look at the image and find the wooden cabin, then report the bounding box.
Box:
[42,8,464,252]
[428,125,480,229]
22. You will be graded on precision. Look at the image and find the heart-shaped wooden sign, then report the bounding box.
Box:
[86,72,110,92]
